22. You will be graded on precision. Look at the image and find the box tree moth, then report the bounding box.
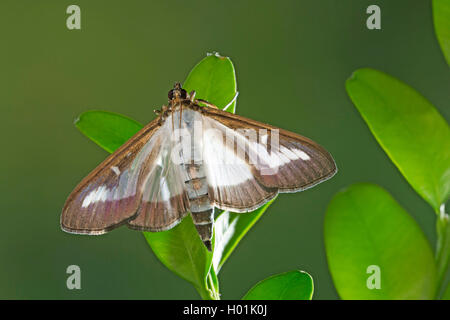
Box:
[61,83,337,250]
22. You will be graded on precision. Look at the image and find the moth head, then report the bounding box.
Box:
[168,82,187,102]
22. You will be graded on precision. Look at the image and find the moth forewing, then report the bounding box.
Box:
[199,106,337,192]
[60,117,162,235]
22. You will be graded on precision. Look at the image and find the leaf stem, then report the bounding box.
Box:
[195,270,220,300]
[196,285,214,300]
[207,271,221,300]
[435,204,449,299]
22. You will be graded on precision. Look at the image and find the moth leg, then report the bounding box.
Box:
[196,99,219,109]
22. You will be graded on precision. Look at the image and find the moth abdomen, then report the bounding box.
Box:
[183,162,214,251]
[191,209,214,251]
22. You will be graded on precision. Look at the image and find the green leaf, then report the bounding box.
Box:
[242,270,314,300]
[139,53,239,299]
[143,217,214,300]
[442,283,450,300]
[436,211,450,298]
[433,0,450,66]
[184,54,276,274]
[346,68,450,213]
[184,53,237,112]
[213,198,276,273]
[324,183,437,299]
[73,54,277,299]
[75,110,143,153]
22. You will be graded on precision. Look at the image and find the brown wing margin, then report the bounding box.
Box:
[60,117,161,235]
[198,105,337,194]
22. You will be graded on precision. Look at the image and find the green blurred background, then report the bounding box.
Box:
[0,0,448,299]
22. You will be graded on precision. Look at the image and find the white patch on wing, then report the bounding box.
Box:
[158,178,172,201]
[292,148,310,160]
[244,133,311,174]
[82,185,110,208]
[203,124,253,187]
[201,116,311,178]
[139,113,187,204]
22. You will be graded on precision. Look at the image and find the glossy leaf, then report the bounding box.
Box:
[144,217,213,299]
[346,68,450,212]
[242,270,314,300]
[325,183,437,299]
[74,54,277,299]
[436,211,450,298]
[75,110,143,153]
[185,54,276,273]
[185,54,276,274]
[140,54,239,298]
[433,0,450,66]
[183,53,237,113]
[213,198,276,273]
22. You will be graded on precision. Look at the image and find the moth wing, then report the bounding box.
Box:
[61,118,162,234]
[201,114,276,212]
[200,107,336,212]
[127,115,190,231]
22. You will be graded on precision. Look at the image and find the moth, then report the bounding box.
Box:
[61,83,337,250]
